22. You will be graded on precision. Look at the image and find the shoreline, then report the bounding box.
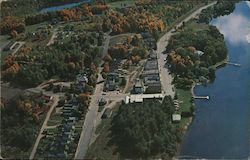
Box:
[176,55,229,158]
[212,55,229,69]
[185,1,250,158]
[175,51,229,157]
[155,2,219,158]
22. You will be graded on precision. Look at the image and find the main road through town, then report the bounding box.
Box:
[156,1,217,98]
[74,68,126,159]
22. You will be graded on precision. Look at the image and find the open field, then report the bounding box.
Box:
[85,106,120,159]
[109,33,137,47]
[176,89,193,128]
[47,112,63,126]
[185,21,209,31]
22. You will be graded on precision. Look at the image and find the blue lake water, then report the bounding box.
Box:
[180,1,250,159]
[40,0,92,13]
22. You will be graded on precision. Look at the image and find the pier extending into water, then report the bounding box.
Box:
[193,95,209,100]
[225,61,241,67]
[191,84,209,100]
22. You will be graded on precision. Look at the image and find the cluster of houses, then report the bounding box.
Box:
[48,95,80,158]
[132,50,162,94]
[126,50,164,104]
[72,73,89,93]
[27,28,51,41]
[104,72,120,91]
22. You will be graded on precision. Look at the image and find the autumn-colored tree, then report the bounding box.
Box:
[103,62,110,73]
[79,93,90,101]
[4,63,20,78]
[90,63,98,73]
[103,54,112,62]
[59,8,82,21]
[19,47,32,55]
[3,55,16,68]
[10,29,18,38]
[187,46,196,53]
[131,55,141,63]
[0,16,25,35]
[109,44,129,59]
[68,62,76,70]
[104,9,165,35]
[91,4,108,14]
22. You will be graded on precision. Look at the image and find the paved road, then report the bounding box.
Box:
[156,1,217,98]
[102,31,111,59]
[29,95,59,159]
[90,100,121,145]
[74,71,105,159]
[47,29,57,46]
[74,70,126,159]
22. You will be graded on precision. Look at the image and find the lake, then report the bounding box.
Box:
[40,0,92,13]
[180,1,250,159]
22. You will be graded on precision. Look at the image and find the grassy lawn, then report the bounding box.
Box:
[85,106,120,159]
[0,35,11,43]
[108,0,135,9]
[176,89,193,128]
[75,119,84,128]
[109,33,137,46]
[0,35,11,62]
[186,21,209,32]
[47,113,63,126]
[25,22,49,33]
[1,50,12,64]
[74,20,102,31]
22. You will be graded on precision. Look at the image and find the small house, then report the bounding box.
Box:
[132,78,145,94]
[172,114,181,123]
[98,97,107,106]
[195,50,205,56]
[145,82,162,94]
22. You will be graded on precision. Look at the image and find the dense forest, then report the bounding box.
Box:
[111,96,181,158]
[0,0,200,35]
[1,30,102,87]
[199,1,238,23]
[1,93,47,158]
[166,25,227,89]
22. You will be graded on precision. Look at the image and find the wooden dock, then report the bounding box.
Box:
[193,95,209,100]
[225,61,241,67]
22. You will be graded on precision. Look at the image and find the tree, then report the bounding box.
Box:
[103,54,112,62]
[131,47,147,58]
[131,35,140,46]
[190,104,195,115]
[103,62,110,73]
[208,67,216,81]
[0,16,25,35]
[111,98,178,158]
[10,29,18,38]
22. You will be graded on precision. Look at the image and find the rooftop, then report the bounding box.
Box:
[125,93,164,104]
[144,59,158,70]
[172,114,181,121]
[142,69,159,76]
